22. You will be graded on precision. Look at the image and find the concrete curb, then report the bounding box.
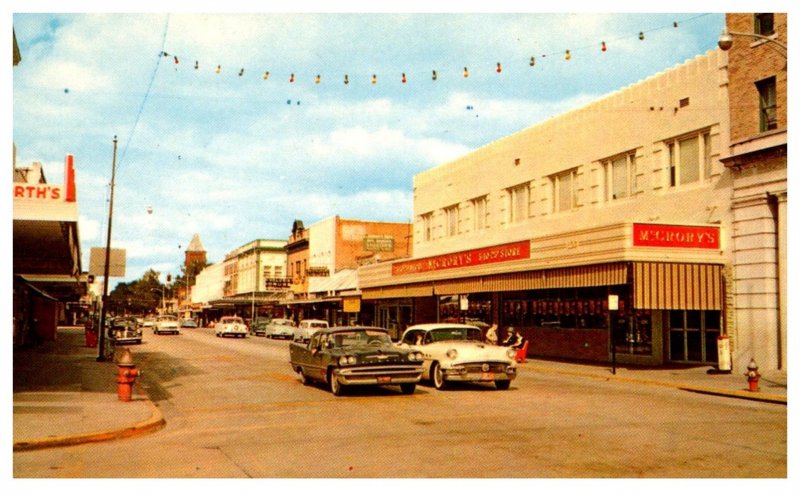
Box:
[524,364,787,405]
[13,398,165,452]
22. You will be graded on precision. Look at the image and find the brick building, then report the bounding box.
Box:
[719,13,787,372]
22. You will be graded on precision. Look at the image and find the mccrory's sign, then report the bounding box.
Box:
[633,223,720,249]
[392,240,530,276]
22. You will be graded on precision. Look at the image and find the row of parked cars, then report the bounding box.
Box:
[288,323,519,396]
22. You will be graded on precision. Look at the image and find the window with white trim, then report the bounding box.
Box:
[445,204,459,237]
[552,169,578,212]
[757,76,777,132]
[667,131,712,187]
[603,151,637,200]
[508,183,529,224]
[471,195,489,231]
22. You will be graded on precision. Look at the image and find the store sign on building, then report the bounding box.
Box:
[363,235,395,252]
[392,240,530,276]
[633,223,720,250]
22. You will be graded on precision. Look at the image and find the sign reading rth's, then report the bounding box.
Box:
[633,223,720,249]
[392,240,530,276]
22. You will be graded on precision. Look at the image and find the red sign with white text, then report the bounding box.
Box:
[392,240,531,276]
[633,223,720,249]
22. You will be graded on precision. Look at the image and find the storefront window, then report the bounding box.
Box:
[438,294,492,327]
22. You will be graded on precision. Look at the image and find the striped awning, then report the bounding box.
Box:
[633,262,722,310]
[436,262,628,294]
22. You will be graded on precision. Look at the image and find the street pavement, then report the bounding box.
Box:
[12,326,787,453]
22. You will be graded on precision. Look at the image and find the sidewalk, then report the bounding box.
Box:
[13,327,786,453]
[13,326,164,452]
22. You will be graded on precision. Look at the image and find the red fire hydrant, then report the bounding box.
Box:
[745,358,760,392]
[115,347,141,402]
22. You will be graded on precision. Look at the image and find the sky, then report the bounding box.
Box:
[6,2,773,286]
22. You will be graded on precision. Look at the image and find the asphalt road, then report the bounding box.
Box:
[12,326,787,479]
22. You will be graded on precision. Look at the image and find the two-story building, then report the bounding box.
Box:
[359,48,735,367]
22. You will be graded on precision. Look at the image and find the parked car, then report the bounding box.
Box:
[249,317,271,336]
[399,323,518,390]
[289,326,425,396]
[108,316,142,345]
[215,316,248,338]
[265,318,296,339]
[140,317,156,330]
[294,319,329,343]
[154,315,180,335]
[180,318,198,329]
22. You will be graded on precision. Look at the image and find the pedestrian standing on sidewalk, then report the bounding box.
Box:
[485,324,498,345]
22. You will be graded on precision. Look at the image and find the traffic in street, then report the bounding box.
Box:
[13,324,787,478]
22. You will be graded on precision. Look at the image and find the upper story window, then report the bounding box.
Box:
[471,195,489,231]
[419,212,433,242]
[508,183,529,224]
[552,169,578,213]
[667,131,712,187]
[604,151,637,200]
[757,76,778,132]
[444,204,460,237]
[754,13,775,36]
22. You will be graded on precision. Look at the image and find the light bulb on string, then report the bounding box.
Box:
[565,50,571,60]
[639,31,645,41]
[371,74,377,84]
[601,41,607,52]
[401,73,407,83]
[496,62,502,73]
[432,70,437,81]
[239,68,244,77]
[463,67,469,78]
[344,74,349,84]
[194,61,199,69]
[529,56,535,67]
[216,65,221,74]
[315,75,321,84]
[289,73,295,83]
[147,206,153,215]
[263,71,270,80]
[173,56,179,64]
[673,21,678,28]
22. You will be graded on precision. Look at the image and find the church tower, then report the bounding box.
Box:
[185,233,207,268]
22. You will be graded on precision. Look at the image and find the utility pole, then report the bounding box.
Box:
[97,136,117,362]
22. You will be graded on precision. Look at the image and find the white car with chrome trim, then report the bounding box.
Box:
[215,316,248,338]
[399,323,517,390]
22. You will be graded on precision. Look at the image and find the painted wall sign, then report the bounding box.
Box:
[13,184,63,200]
[392,240,530,276]
[633,223,720,249]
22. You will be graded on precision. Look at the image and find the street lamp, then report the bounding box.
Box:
[717,26,787,57]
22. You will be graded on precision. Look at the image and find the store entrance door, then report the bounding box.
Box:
[667,310,720,364]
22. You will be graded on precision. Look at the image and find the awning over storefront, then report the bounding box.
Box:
[632,262,722,310]
[436,262,628,294]
[361,283,434,300]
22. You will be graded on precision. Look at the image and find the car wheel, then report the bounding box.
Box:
[495,380,511,390]
[432,362,447,390]
[299,370,310,385]
[400,383,416,395]
[329,371,344,396]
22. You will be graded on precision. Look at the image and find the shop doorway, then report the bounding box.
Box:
[667,310,720,363]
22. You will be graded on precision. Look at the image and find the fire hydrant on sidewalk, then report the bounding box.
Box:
[745,358,760,392]
[115,347,141,402]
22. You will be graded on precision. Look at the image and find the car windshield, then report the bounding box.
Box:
[329,330,392,348]
[274,319,295,326]
[157,316,177,321]
[222,317,244,324]
[428,327,484,343]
